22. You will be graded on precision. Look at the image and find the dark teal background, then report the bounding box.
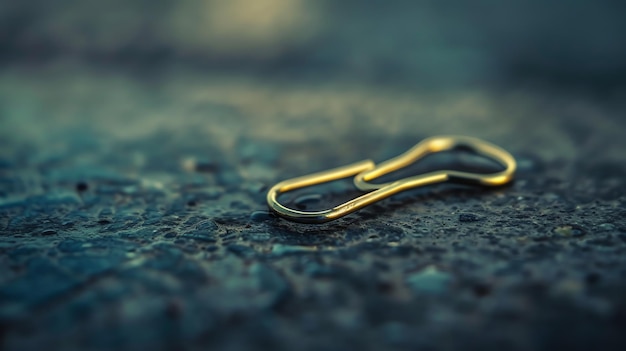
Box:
[1,1,625,350]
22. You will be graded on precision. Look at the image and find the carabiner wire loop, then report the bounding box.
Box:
[266,135,516,224]
[354,135,516,190]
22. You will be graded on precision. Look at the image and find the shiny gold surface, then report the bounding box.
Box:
[267,135,517,224]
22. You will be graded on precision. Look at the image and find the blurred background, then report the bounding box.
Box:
[1,0,625,169]
[2,0,626,90]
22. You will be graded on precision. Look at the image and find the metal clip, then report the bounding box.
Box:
[266,135,516,223]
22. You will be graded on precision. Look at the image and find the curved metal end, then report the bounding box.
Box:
[266,160,376,223]
[353,135,516,191]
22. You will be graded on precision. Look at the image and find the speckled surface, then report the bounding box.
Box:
[2,1,626,349]
[1,64,625,350]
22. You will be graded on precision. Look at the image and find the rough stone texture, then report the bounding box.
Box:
[1,2,626,350]
[0,65,624,351]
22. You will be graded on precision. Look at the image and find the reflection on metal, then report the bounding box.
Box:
[266,136,516,223]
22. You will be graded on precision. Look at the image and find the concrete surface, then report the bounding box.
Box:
[0,64,625,350]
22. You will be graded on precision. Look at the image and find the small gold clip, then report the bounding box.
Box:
[266,135,516,224]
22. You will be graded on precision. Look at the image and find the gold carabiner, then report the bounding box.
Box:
[266,136,516,224]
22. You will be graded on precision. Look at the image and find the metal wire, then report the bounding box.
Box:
[266,135,516,224]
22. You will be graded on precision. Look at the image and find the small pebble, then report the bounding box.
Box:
[163,231,177,238]
[459,213,482,222]
[598,223,616,232]
[553,225,586,238]
[250,210,276,222]
[181,230,216,243]
[40,229,57,236]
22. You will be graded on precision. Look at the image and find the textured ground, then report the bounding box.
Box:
[0,63,625,350]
